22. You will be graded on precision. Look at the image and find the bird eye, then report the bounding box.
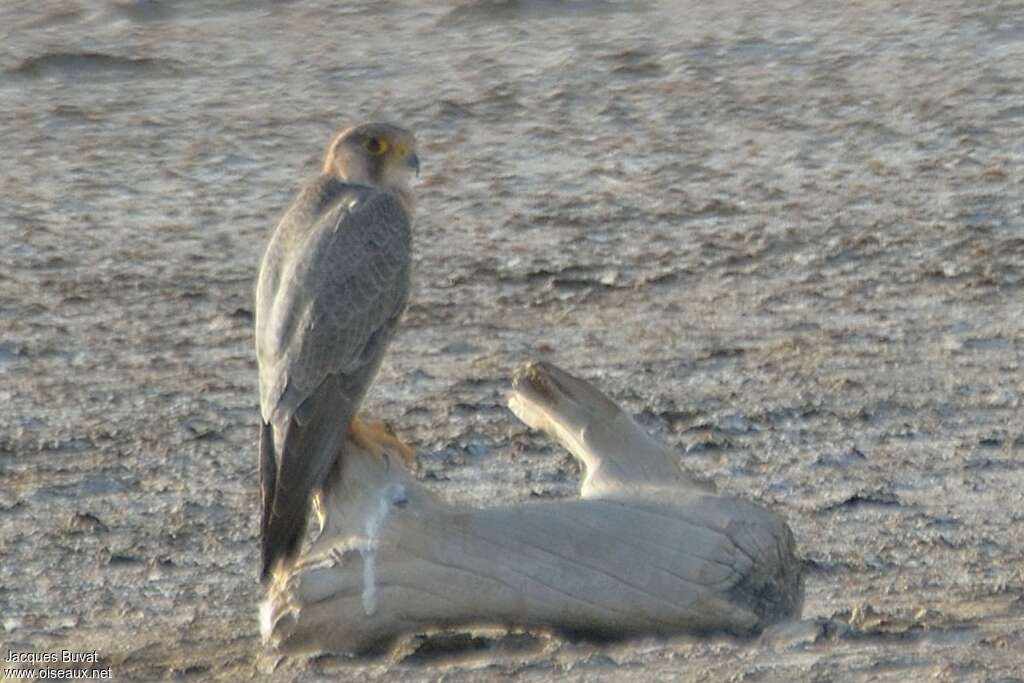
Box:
[364,137,389,155]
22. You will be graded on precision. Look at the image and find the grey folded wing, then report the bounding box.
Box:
[255,178,413,431]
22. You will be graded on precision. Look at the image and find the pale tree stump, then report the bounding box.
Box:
[261,362,803,654]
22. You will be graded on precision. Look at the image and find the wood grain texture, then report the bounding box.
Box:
[263,362,803,654]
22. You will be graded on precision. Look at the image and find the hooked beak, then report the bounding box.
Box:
[407,152,420,177]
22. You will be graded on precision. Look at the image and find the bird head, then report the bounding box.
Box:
[323,122,420,195]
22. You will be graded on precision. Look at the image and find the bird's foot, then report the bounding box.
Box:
[350,418,416,467]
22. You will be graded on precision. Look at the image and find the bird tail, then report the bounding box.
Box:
[258,410,347,584]
[258,421,281,583]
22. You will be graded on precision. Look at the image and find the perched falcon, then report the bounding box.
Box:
[255,122,419,583]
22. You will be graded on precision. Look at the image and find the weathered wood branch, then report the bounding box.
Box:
[262,362,803,654]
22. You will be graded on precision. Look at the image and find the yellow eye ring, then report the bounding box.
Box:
[364,137,389,155]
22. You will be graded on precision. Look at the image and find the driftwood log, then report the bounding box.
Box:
[261,362,803,654]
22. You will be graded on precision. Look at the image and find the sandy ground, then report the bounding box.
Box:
[2,0,1024,680]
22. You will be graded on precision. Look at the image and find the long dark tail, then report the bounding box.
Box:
[259,405,348,584]
[258,421,282,583]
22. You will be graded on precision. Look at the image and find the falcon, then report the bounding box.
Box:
[255,122,419,583]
